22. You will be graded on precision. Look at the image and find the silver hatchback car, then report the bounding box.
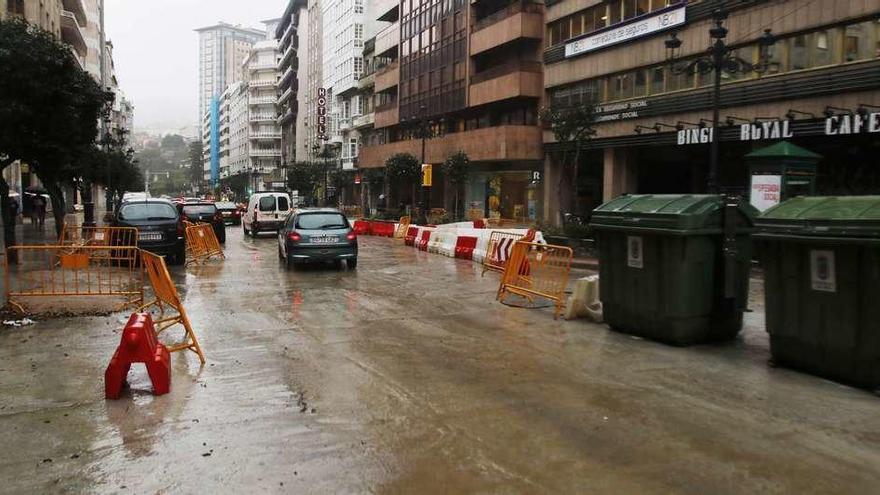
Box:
[277,208,358,269]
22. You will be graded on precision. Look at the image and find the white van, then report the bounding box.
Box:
[243,192,292,236]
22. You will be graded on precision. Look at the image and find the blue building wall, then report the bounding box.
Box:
[210,97,220,187]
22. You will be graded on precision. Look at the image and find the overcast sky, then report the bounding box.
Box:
[105,0,285,136]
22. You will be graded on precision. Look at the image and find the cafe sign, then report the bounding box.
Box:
[565,5,686,58]
[675,113,880,145]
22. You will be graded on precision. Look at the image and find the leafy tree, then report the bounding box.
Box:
[286,161,322,205]
[442,151,469,220]
[361,167,385,212]
[161,134,186,151]
[385,153,420,209]
[188,140,204,189]
[539,100,597,224]
[0,18,111,243]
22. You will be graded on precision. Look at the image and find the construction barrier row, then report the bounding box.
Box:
[184,221,225,266]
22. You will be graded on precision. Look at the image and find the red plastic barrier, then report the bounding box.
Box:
[404,226,419,246]
[454,236,478,260]
[473,219,486,229]
[368,221,394,237]
[105,313,171,399]
[417,230,432,251]
[353,220,370,235]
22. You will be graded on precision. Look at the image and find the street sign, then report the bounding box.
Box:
[422,163,432,187]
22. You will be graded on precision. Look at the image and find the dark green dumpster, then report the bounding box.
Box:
[590,195,757,345]
[755,196,880,391]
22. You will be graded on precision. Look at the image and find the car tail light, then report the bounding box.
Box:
[233,210,241,216]
[346,232,356,241]
[287,231,301,242]
[177,221,185,237]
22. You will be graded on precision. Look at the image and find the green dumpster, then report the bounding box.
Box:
[590,195,757,345]
[755,196,880,391]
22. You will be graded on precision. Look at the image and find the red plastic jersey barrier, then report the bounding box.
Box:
[405,226,419,246]
[105,313,171,399]
[417,230,432,251]
[454,236,478,260]
[353,220,370,235]
[473,219,486,229]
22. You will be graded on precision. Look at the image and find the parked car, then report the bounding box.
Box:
[215,201,241,225]
[113,198,185,265]
[243,192,292,236]
[178,201,226,243]
[277,208,357,269]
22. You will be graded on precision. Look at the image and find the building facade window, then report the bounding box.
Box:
[546,0,683,48]
[549,18,880,105]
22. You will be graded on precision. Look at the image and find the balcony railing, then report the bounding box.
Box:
[250,79,277,88]
[353,112,375,128]
[250,114,277,122]
[278,87,293,104]
[375,99,397,113]
[250,62,277,71]
[471,60,542,85]
[250,131,282,139]
[250,96,278,105]
[473,1,542,32]
[249,149,282,157]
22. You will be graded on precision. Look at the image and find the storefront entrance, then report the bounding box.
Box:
[465,163,543,222]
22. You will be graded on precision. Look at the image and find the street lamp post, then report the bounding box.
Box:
[664,9,775,193]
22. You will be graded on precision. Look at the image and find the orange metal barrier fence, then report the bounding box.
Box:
[4,245,144,313]
[184,222,224,266]
[482,229,536,275]
[497,241,573,320]
[394,215,411,239]
[59,226,139,249]
[139,251,205,363]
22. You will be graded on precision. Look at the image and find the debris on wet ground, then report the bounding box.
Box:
[3,318,35,327]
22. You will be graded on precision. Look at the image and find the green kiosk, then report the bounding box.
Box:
[745,141,822,213]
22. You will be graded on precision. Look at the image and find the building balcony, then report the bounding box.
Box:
[279,43,296,70]
[375,22,399,58]
[250,79,277,89]
[358,125,542,167]
[250,114,277,122]
[375,61,399,93]
[353,112,375,129]
[250,62,278,72]
[250,131,282,140]
[279,19,296,47]
[61,0,87,26]
[59,10,87,57]
[277,108,295,125]
[469,61,542,107]
[250,96,278,105]
[250,149,282,157]
[470,3,543,56]
[278,87,293,104]
[338,118,352,132]
[358,71,375,90]
[374,102,399,129]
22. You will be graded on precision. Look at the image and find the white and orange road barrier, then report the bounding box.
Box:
[3,244,144,314]
[497,241,574,320]
[139,251,205,364]
[184,222,224,266]
[482,229,537,275]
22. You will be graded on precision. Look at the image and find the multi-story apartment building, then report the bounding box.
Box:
[246,27,283,190]
[225,82,249,181]
[357,0,546,221]
[196,22,265,186]
[543,0,880,219]
[276,1,306,166]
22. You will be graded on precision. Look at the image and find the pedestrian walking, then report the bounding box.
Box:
[33,194,46,230]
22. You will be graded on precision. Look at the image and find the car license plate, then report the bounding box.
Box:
[312,236,338,244]
[139,232,162,241]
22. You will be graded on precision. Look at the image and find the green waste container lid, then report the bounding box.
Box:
[590,194,756,235]
[755,196,880,241]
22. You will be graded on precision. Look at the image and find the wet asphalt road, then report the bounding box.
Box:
[1,225,880,494]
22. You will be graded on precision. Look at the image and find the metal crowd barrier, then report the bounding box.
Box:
[59,226,139,249]
[4,245,144,313]
[498,241,574,320]
[184,222,224,266]
[139,251,205,363]
[482,229,536,275]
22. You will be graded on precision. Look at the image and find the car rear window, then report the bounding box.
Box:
[216,202,236,209]
[258,196,276,212]
[277,196,289,211]
[119,203,177,221]
[182,205,217,215]
[295,213,349,230]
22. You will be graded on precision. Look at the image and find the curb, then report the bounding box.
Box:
[571,258,599,271]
